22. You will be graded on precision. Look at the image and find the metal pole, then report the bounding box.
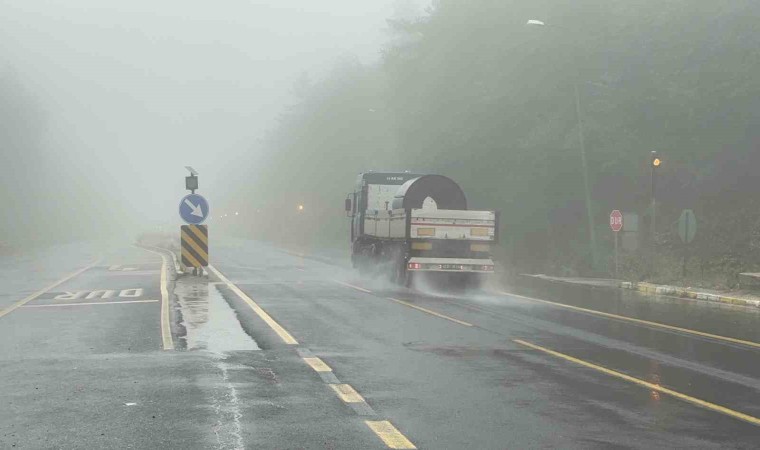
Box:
[574,81,597,270]
[650,160,656,241]
[614,231,619,279]
[682,214,689,279]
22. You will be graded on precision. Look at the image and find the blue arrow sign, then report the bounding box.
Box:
[179,193,209,225]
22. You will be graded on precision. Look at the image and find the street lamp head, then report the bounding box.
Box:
[651,151,662,168]
[526,19,546,26]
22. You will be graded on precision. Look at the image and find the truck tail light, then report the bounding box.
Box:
[408,263,421,270]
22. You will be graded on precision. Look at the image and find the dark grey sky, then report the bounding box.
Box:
[0,0,427,227]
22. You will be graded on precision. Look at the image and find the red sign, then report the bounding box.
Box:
[610,210,623,232]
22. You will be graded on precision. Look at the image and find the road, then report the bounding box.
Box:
[1,239,760,449]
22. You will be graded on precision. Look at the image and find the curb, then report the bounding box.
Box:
[136,243,183,275]
[619,282,760,308]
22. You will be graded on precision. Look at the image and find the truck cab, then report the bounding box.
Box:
[348,172,422,243]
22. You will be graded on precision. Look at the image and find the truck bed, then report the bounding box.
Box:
[363,208,497,241]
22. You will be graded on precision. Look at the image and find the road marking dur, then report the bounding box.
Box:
[388,298,473,327]
[209,265,299,345]
[139,247,174,350]
[501,291,760,349]
[0,260,99,319]
[365,421,416,449]
[21,299,159,308]
[513,339,760,426]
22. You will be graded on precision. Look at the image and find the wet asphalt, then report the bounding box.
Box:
[1,240,760,449]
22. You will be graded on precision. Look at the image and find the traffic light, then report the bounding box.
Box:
[651,151,662,168]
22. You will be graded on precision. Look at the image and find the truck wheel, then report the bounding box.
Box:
[394,261,405,286]
[404,271,414,288]
[391,252,406,286]
[357,252,368,274]
[462,274,483,290]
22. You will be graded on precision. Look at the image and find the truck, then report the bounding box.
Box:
[345,172,498,287]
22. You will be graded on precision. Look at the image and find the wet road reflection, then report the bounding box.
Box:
[175,277,259,353]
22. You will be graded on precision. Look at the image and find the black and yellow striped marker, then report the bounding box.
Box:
[181,225,208,268]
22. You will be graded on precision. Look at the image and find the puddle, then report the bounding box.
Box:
[175,277,260,353]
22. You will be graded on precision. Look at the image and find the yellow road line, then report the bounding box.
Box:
[141,247,175,350]
[513,339,760,426]
[330,384,366,403]
[209,265,299,345]
[21,299,158,308]
[303,357,332,372]
[0,260,100,319]
[334,280,372,293]
[501,291,760,349]
[388,298,473,327]
[365,421,416,449]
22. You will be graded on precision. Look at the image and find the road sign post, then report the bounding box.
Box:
[179,167,209,275]
[610,210,623,279]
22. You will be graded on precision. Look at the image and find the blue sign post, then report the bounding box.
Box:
[179,193,210,225]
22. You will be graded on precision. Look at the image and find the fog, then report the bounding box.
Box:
[0,0,426,245]
[4,1,760,284]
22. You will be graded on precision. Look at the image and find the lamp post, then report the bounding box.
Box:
[650,151,662,241]
[527,19,598,270]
